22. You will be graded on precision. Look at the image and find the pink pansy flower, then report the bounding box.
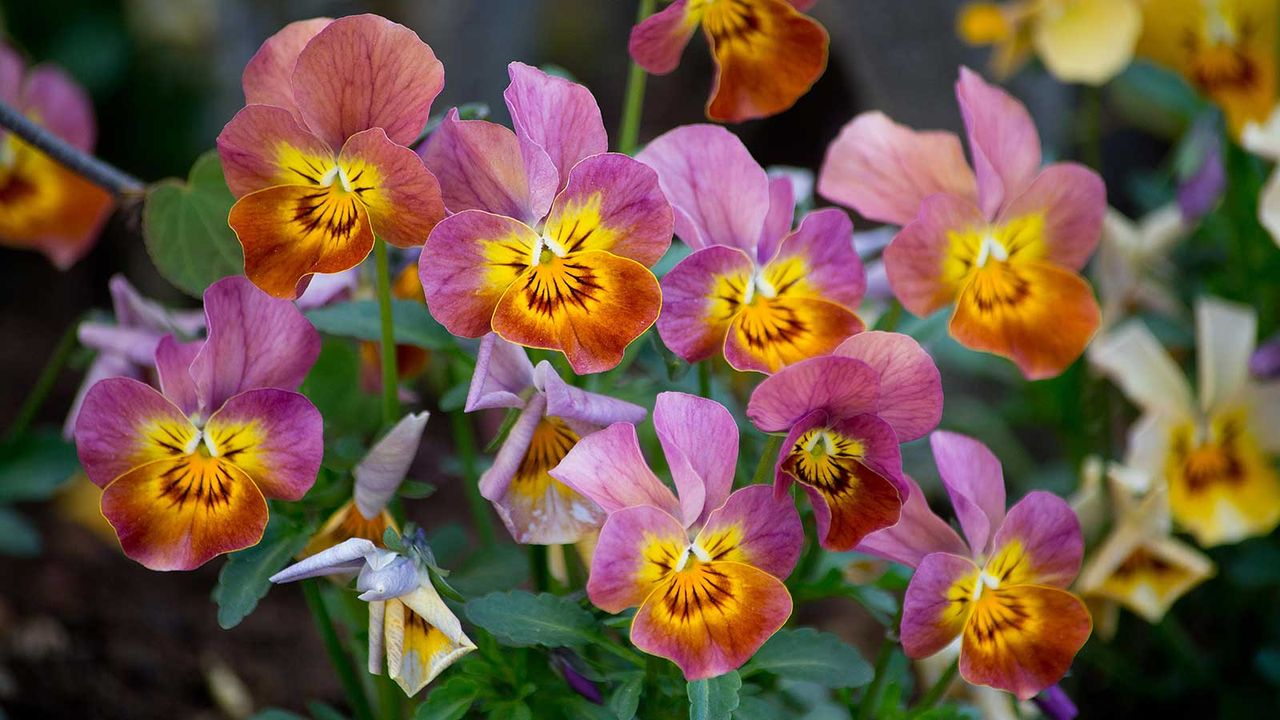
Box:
[418,63,673,375]
[747,331,943,550]
[74,277,323,571]
[467,334,646,545]
[551,393,803,680]
[217,15,446,299]
[818,67,1106,380]
[858,431,1092,700]
[636,125,867,374]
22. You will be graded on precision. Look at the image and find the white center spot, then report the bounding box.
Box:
[971,570,1001,601]
[530,235,568,266]
[674,541,713,572]
[975,234,1009,268]
[319,165,353,193]
[741,270,777,305]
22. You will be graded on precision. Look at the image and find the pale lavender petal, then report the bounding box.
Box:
[154,335,202,417]
[77,323,166,367]
[549,422,680,518]
[109,275,205,337]
[857,475,968,568]
[833,331,943,442]
[270,537,378,583]
[534,362,646,427]
[1251,332,1280,380]
[931,431,1006,557]
[1176,116,1224,223]
[697,484,802,579]
[746,355,880,433]
[504,62,608,192]
[465,333,535,412]
[357,555,420,601]
[355,412,430,518]
[63,352,138,440]
[654,392,738,527]
[295,269,358,309]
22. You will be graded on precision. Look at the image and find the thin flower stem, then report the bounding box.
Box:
[530,544,551,593]
[593,633,648,667]
[0,99,144,198]
[907,659,959,717]
[449,363,498,546]
[616,0,656,155]
[697,360,712,398]
[372,237,401,427]
[302,580,376,720]
[855,636,896,720]
[4,316,80,442]
[750,434,784,487]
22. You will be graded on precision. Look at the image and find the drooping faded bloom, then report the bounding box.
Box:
[747,331,942,550]
[859,432,1092,700]
[1137,0,1276,139]
[217,15,446,299]
[64,275,206,438]
[419,63,673,374]
[272,538,476,695]
[303,412,430,558]
[468,334,646,544]
[1094,204,1186,332]
[629,0,828,123]
[637,125,866,373]
[956,0,1141,84]
[1090,297,1280,546]
[551,393,803,680]
[0,43,113,268]
[819,67,1106,380]
[74,277,323,570]
[1242,104,1280,247]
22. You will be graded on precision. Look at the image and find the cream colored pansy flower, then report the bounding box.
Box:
[1242,105,1280,248]
[1094,205,1188,332]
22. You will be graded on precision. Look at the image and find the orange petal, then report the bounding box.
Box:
[302,499,397,559]
[492,250,660,374]
[702,0,829,122]
[723,295,863,374]
[949,260,1099,380]
[0,138,112,269]
[228,184,375,299]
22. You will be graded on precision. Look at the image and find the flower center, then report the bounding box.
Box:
[319,164,354,193]
[740,270,777,306]
[530,235,569,267]
[974,233,1009,268]
[673,540,714,572]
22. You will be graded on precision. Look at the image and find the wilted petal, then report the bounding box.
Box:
[746,355,879,433]
[466,333,536,412]
[1078,529,1213,624]
[504,62,608,190]
[931,431,1005,557]
[205,388,323,501]
[654,392,738,527]
[355,412,430,518]
[535,362,647,428]
[956,67,1041,216]
[550,422,680,518]
[696,484,803,579]
[357,555,420,601]
[271,537,378,583]
[587,504,689,612]
[833,331,943,442]
[384,586,476,695]
[338,127,445,248]
[628,0,697,75]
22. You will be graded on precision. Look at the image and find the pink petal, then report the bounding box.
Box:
[549,422,680,519]
[291,14,444,149]
[931,431,1005,557]
[504,62,608,191]
[997,163,1105,272]
[109,274,206,338]
[857,475,969,568]
[587,504,689,612]
[900,551,979,657]
[22,64,95,150]
[338,127,445,248]
[833,331,943,442]
[74,377,194,488]
[154,335,202,417]
[63,353,138,440]
[241,17,332,117]
[817,111,977,226]
[544,153,673,266]
[986,491,1083,589]
[205,388,324,500]
[656,245,754,364]
[627,0,695,75]
[465,333,536,412]
[355,412,429,518]
[956,67,1041,217]
[764,208,865,308]
[654,392,738,527]
[883,193,986,316]
[534,362,647,428]
[757,176,797,263]
[746,355,880,433]
[790,0,818,10]
[217,104,334,197]
[636,124,770,253]
[698,485,803,579]
[190,276,321,413]
[0,44,24,107]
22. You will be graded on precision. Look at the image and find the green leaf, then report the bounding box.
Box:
[449,542,527,597]
[414,677,480,720]
[732,695,782,720]
[0,429,80,503]
[143,151,243,298]
[609,676,643,720]
[212,513,310,629]
[399,480,436,499]
[300,338,382,443]
[744,628,872,689]
[0,506,40,556]
[306,300,454,350]
[688,671,741,720]
[465,591,596,649]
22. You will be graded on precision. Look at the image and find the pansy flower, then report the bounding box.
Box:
[1242,104,1280,247]
[637,125,866,373]
[1089,297,1280,546]
[217,15,446,299]
[629,0,828,123]
[956,1,1141,85]
[818,67,1105,380]
[551,392,803,680]
[1137,0,1276,139]
[467,334,646,545]
[74,277,323,570]
[419,63,673,374]
[1094,204,1186,332]
[272,538,476,695]
[303,412,429,558]
[858,431,1092,700]
[747,331,943,549]
[0,43,113,268]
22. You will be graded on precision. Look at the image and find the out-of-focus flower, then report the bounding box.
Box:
[957,0,1141,85]
[1094,204,1187,332]
[1137,0,1276,139]
[747,331,943,549]
[74,277,323,570]
[467,334,645,544]
[858,432,1092,700]
[1242,104,1280,246]
[819,68,1105,380]
[419,63,672,374]
[552,393,803,680]
[637,125,866,373]
[629,0,828,123]
[294,267,358,310]
[217,15,446,299]
[0,44,113,268]
[64,275,206,438]
[1090,297,1280,546]
[1175,116,1225,222]
[272,538,475,695]
[303,412,429,558]
[1251,330,1280,380]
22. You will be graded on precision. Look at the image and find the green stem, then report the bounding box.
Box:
[617,0,657,155]
[594,634,648,667]
[530,544,551,593]
[5,316,80,442]
[449,365,498,546]
[750,435,784,487]
[908,660,959,717]
[375,673,402,720]
[856,637,896,720]
[373,237,401,426]
[302,581,375,720]
[697,360,712,398]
